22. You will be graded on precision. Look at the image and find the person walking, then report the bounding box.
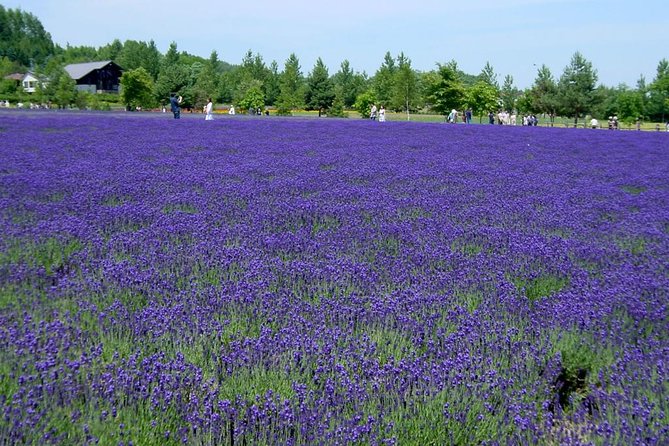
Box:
[205,98,213,120]
[370,104,377,121]
[378,105,386,122]
[169,94,182,119]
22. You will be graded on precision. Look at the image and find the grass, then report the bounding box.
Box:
[511,274,569,303]
[162,203,198,215]
[620,185,647,195]
[616,236,648,255]
[548,329,616,413]
[1,236,83,276]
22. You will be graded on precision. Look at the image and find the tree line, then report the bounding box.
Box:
[1,5,668,123]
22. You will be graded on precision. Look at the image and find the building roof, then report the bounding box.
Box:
[4,73,24,81]
[64,61,120,80]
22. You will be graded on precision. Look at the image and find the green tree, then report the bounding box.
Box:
[425,62,466,117]
[59,44,99,64]
[121,67,155,110]
[116,40,162,80]
[0,56,21,95]
[373,52,396,107]
[597,84,645,124]
[240,50,268,84]
[98,39,123,62]
[328,84,347,118]
[557,51,599,125]
[276,53,304,115]
[648,58,669,122]
[51,68,76,108]
[466,81,499,123]
[353,90,377,118]
[236,79,264,113]
[190,51,220,108]
[264,60,281,106]
[614,86,645,123]
[391,52,419,120]
[305,57,334,114]
[527,64,559,121]
[0,6,55,67]
[500,74,519,112]
[153,42,189,106]
[478,61,499,89]
[333,59,368,108]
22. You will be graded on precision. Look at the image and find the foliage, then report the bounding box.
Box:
[276,53,304,115]
[353,90,376,118]
[0,5,55,67]
[425,62,466,115]
[525,64,559,118]
[236,79,264,113]
[332,60,368,108]
[478,61,499,89]
[114,39,162,80]
[391,52,420,117]
[373,52,396,108]
[42,67,76,108]
[2,5,669,123]
[648,58,669,121]
[153,42,189,106]
[328,84,347,118]
[305,57,334,112]
[557,52,599,125]
[189,51,220,108]
[264,60,281,106]
[466,81,499,122]
[121,67,155,109]
[500,74,519,112]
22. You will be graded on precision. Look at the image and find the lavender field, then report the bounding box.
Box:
[0,111,667,445]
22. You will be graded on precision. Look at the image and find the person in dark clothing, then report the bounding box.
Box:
[169,94,182,119]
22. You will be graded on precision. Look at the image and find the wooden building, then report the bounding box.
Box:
[64,61,123,94]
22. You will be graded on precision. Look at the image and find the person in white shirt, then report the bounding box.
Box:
[590,118,598,129]
[205,98,213,120]
[378,105,386,122]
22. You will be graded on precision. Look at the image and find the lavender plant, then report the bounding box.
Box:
[0,111,667,445]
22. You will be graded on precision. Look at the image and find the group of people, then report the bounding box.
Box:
[447,109,473,124]
[169,94,238,120]
[166,95,669,131]
[0,100,50,109]
[606,116,619,130]
[369,104,386,122]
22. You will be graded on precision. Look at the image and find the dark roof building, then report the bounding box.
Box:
[64,61,123,94]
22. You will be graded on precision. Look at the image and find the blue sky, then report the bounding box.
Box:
[4,0,667,89]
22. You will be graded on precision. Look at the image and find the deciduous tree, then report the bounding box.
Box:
[425,61,465,117]
[391,52,419,120]
[467,81,499,123]
[120,67,155,109]
[0,6,55,67]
